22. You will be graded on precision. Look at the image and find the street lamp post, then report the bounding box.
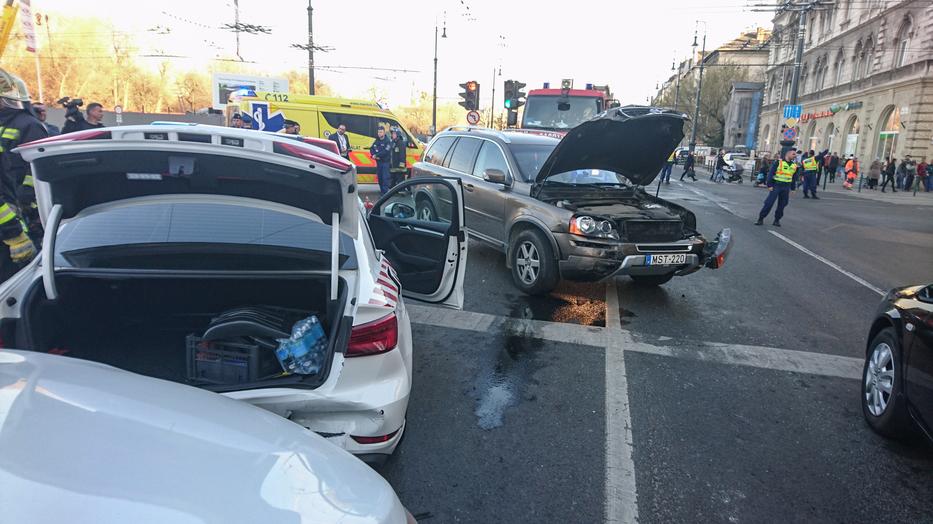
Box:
[672,59,682,112]
[688,21,707,153]
[432,17,447,136]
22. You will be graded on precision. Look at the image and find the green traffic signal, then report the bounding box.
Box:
[504,99,512,109]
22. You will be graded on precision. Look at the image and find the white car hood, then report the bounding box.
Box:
[0,350,407,524]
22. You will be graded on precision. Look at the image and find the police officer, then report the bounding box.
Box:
[801,149,820,200]
[0,69,42,279]
[389,127,407,188]
[754,148,798,227]
[370,126,393,194]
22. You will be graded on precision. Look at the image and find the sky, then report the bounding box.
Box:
[29,0,776,109]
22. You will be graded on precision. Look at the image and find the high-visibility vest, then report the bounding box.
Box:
[774,160,796,183]
[803,157,818,171]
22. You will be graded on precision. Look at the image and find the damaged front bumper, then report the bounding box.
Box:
[556,227,733,280]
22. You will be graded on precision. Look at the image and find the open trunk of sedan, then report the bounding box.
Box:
[19,272,348,392]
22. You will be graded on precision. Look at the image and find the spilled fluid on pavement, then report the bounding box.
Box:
[506,281,607,327]
[475,325,544,430]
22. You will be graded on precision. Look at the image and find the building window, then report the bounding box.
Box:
[737,97,752,128]
[893,17,912,68]
[852,41,863,81]
[834,51,845,86]
[863,38,874,79]
[875,106,901,160]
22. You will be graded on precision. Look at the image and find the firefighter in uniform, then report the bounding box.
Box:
[0,69,42,280]
[801,150,820,199]
[755,148,798,227]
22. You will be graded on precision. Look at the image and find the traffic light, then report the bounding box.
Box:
[458,80,480,111]
[503,79,526,110]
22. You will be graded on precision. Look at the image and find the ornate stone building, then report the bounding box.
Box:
[758,0,933,161]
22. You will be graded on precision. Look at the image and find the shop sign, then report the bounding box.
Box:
[800,101,863,123]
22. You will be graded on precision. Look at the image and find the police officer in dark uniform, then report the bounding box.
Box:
[0,69,42,280]
[754,148,798,227]
[370,126,393,194]
[388,127,407,188]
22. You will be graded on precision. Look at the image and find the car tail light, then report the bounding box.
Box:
[346,314,398,357]
[272,141,352,171]
[351,428,400,444]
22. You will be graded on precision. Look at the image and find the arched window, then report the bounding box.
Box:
[762,124,771,150]
[824,122,836,152]
[875,106,901,160]
[768,74,777,104]
[800,63,810,94]
[834,50,845,86]
[893,16,912,68]
[843,114,860,156]
[862,37,874,79]
[852,40,863,81]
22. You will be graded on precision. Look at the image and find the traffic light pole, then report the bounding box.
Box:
[688,27,706,153]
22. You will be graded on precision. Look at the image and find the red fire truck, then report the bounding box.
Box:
[519,80,619,135]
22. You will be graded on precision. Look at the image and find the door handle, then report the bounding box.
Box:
[464,183,475,192]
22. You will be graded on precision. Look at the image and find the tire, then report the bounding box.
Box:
[510,229,559,295]
[861,327,912,438]
[415,197,437,222]
[630,273,675,286]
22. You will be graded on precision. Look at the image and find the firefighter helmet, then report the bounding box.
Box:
[0,68,30,109]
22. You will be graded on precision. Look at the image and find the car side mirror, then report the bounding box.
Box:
[483,169,508,185]
[383,202,415,219]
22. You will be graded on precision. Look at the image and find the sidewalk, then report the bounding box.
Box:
[689,164,933,206]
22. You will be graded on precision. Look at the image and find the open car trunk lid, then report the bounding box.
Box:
[15,125,358,238]
[534,106,688,188]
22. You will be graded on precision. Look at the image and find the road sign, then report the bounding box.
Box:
[466,110,480,125]
[782,127,797,141]
[784,117,798,128]
[114,104,123,125]
[783,105,802,120]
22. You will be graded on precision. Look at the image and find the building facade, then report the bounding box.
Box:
[723,82,766,150]
[758,0,933,161]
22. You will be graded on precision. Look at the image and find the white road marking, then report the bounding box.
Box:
[605,278,638,524]
[767,231,886,296]
[406,304,864,380]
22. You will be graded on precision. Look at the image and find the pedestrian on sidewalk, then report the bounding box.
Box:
[843,155,859,190]
[896,158,907,189]
[823,152,833,182]
[904,156,917,192]
[881,157,897,193]
[916,157,928,193]
[828,152,840,183]
[679,151,697,181]
[801,150,820,199]
[755,148,797,227]
[369,126,393,195]
[868,158,882,190]
[713,151,726,183]
[660,151,675,184]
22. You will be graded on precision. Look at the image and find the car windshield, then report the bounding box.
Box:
[544,169,631,187]
[522,96,602,130]
[53,202,357,270]
[510,143,557,182]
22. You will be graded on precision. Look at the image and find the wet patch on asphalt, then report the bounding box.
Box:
[506,280,607,327]
[474,321,546,430]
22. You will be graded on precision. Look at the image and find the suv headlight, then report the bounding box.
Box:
[569,215,619,240]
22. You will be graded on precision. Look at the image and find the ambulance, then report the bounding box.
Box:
[225,90,424,185]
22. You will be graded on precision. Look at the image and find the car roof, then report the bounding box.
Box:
[436,126,559,147]
[0,350,403,523]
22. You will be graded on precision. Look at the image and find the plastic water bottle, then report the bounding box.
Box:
[275,315,328,375]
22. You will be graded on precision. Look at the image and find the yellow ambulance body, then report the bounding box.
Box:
[226,91,423,185]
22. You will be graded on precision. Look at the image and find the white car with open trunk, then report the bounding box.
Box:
[3,124,468,463]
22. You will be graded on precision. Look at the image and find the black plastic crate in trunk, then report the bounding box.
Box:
[186,335,283,385]
[622,219,684,243]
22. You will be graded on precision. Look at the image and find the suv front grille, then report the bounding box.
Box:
[622,220,684,243]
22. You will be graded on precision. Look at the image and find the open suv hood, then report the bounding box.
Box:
[535,106,688,188]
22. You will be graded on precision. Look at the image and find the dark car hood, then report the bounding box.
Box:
[534,106,688,187]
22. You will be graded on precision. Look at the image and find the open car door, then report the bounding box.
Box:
[367,178,468,309]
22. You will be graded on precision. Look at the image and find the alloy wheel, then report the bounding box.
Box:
[515,241,540,285]
[864,342,895,417]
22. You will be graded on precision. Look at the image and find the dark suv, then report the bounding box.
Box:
[411,106,732,295]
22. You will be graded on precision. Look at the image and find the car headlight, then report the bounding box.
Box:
[569,215,618,239]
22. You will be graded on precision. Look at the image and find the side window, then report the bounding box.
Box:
[424,136,455,166]
[381,118,417,147]
[321,112,376,139]
[447,137,482,174]
[472,141,510,179]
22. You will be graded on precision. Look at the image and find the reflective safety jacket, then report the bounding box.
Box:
[802,157,819,172]
[768,160,798,187]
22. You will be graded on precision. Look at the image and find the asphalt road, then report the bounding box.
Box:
[377,174,933,523]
